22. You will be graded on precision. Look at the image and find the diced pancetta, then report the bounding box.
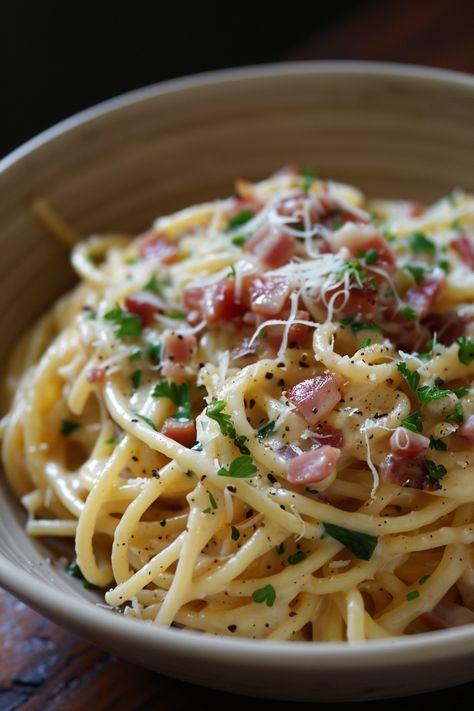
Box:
[125,291,164,327]
[161,418,196,447]
[404,268,445,318]
[183,278,246,326]
[287,446,340,485]
[380,455,441,491]
[245,226,296,268]
[137,231,178,263]
[389,427,430,458]
[286,373,343,427]
[163,332,196,363]
[331,224,394,269]
[452,235,474,269]
[246,276,290,316]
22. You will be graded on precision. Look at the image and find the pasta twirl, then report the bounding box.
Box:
[3,166,474,642]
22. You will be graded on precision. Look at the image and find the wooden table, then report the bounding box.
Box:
[2,0,474,707]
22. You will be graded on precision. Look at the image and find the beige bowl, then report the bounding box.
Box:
[1,62,474,701]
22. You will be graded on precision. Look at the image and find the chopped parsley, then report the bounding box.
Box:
[399,305,417,321]
[429,436,447,451]
[227,264,236,278]
[417,384,452,404]
[322,523,378,561]
[231,526,240,541]
[456,336,474,366]
[144,273,170,297]
[153,381,191,421]
[131,370,142,390]
[438,260,451,274]
[359,337,372,349]
[404,265,427,285]
[341,316,382,335]
[148,342,162,363]
[208,491,218,510]
[252,584,276,607]
[288,551,306,565]
[61,420,80,436]
[401,410,423,433]
[301,168,316,192]
[217,455,258,479]
[129,350,142,362]
[419,574,430,586]
[397,363,420,393]
[104,436,117,445]
[226,210,254,232]
[136,414,157,430]
[231,235,246,247]
[104,304,141,339]
[423,459,447,481]
[409,232,436,256]
[447,402,464,423]
[66,562,97,590]
[206,400,249,453]
[356,247,379,265]
[257,420,276,438]
[406,590,420,602]
[276,543,285,555]
[167,310,186,320]
[338,260,366,288]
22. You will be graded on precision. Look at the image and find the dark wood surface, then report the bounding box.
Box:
[2,1,474,707]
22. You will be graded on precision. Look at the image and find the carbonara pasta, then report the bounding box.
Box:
[2,166,474,642]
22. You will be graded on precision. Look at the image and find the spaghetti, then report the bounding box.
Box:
[2,166,474,641]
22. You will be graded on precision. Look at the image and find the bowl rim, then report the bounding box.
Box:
[2,59,474,665]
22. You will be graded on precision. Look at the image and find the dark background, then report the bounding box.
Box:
[2,1,474,709]
[2,0,474,160]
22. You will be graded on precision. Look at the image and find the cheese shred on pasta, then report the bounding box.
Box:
[3,166,474,641]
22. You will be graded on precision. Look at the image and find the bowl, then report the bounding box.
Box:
[1,61,474,702]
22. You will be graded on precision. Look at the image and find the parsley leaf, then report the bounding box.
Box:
[356,248,379,265]
[252,584,276,607]
[167,310,186,320]
[359,337,372,349]
[144,273,170,298]
[301,168,316,192]
[105,304,141,339]
[226,210,254,232]
[456,336,474,366]
[429,436,447,451]
[231,526,240,541]
[153,381,191,421]
[322,523,378,560]
[423,459,448,480]
[399,305,417,321]
[66,562,97,590]
[231,235,246,247]
[276,543,285,555]
[206,400,236,438]
[234,435,250,455]
[417,384,452,404]
[288,551,306,565]
[338,260,366,288]
[131,370,142,390]
[61,420,80,436]
[340,316,382,335]
[148,342,162,362]
[397,363,420,393]
[136,414,157,430]
[208,491,218,510]
[129,350,142,362]
[404,265,427,285]
[257,420,276,438]
[409,232,436,256]
[406,590,420,601]
[401,410,423,433]
[217,455,258,479]
[447,402,464,423]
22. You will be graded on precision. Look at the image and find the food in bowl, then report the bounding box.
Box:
[2,165,474,642]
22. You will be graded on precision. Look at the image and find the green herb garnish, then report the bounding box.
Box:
[409,232,436,256]
[301,168,316,192]
[404,265,427,285]
[61,420,80,436]
[131,370,142,390]
[322,523,378,561]
[144,273,170,298]
[456,336,474,366]
[153,381,191,421]
[206,400,236,437]
[231,235,246,247]
[423,459,448,480]
[400,305,417,321]
[231,526,240,541]
[359,337,372,349]
[252,584,276,607]
[276,543,285,555]
[105,304,141,339]
[167,310,186,320]
[401,410,423,433]
[419,574,430,585]
[226,210,254,232]
[447,402,464,423]
[136,414,157,430]
[397,363,421,393]
[148,342,162,363]
[129,350,142,362]
[66,562,97,590]
[429,436,447,451]
[217,455,258,479]
[258,420,276,438]
[406,590,420,601]
[288,551,306,565]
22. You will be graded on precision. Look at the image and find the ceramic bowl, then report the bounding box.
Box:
[1,62,474,701]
